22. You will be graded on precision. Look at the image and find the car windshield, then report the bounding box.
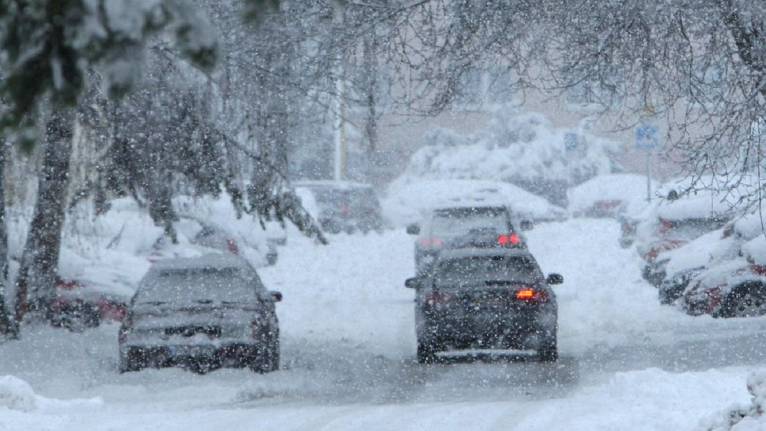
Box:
[431,207,510,237]
[135,267,257,305]
[435,255,541,287]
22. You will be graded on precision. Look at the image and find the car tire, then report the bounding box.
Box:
[250,336,280,373]
[119,348,144,373]
[538,331,558,362]
[189,357,217,374]
[416,340,438,365]
[718,282,766,318]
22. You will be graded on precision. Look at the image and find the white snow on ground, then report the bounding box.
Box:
[2,218,766,430]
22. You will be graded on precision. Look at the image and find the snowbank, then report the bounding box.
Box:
[382,178,566,226]
[0,375,101,413]
[700,371,766,431]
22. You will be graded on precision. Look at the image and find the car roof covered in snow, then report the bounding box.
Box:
[148,254,254,273]
[436,247,536,261]
[293,180,374,190]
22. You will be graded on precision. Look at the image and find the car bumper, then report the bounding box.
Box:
[122,343,258,367]
[421,311,555,349]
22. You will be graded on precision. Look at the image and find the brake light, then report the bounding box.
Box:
[425,291,453,306]
[227,239,240,255]
[498,233,521,247]
[418,237,444,248]
[515,288,546,302]
[118,328,128,344]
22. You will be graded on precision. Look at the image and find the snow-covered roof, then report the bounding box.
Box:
[437,247,535,261]
[149,253,253,273]
[293,180,373,190]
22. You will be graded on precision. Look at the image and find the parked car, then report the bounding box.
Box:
[680,233,766,318]
[568,173,656,219]
[118,254,282,373]
[627,177,737,252]
[294,180,384,234]
[48,278,129,331]
[407,205,530,274]
[405,248,563,364]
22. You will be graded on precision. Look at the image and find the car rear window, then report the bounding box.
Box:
[436,255,541,286]
[135,267,257,305]
[431,207,510,236]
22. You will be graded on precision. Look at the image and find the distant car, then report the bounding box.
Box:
[407,205,529,274]
[405,248,563,364]
[48,278,128,331]
[190,222,278,266]
[118,255,282,373]
[294,181,384,234]
[568,174,656,219]
[632,177,745,260]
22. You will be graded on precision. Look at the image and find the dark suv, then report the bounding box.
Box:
[405,248,562,364]
[407,205,529,274]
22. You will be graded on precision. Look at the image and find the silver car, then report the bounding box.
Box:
[118,254,281,373]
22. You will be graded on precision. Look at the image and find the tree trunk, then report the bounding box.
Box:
[0,142,15,337]
[14,108,75,323]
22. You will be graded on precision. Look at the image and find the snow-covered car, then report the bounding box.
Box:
[383,178,567,227]
[645,211,762,304]
[118,254,282,373]
[568,173,656,219]
[405,248,562,364]
[680,258,766,318]
[633,178,736,263]
[407,205,529,274]
[294,180,384,234]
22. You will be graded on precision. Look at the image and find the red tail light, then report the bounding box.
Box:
[498,233,521,247]
[227,239,240,255]
[418,237,444,248]
[515,288,547,302]
[425,291,454,306]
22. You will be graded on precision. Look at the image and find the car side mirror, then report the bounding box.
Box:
[405,277,421,289]
[270,291,283,302]
[406,223,421,235]
[520,220,534,231]
[546,273,563,285]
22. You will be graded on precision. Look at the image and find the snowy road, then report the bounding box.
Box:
[2,219,766,430]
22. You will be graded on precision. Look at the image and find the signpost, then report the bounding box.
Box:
[635,123,660,202]
[564,132,579,152]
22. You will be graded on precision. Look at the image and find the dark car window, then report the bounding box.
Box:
[435,255,541,286]
[135,267,259,305]
[431,207,511,236]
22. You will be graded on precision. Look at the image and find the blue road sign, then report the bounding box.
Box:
[564,132,579,151]
[635,123,660,150]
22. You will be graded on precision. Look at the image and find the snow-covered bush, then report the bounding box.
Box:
[397,109,619,205]
[701,372,766,430]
